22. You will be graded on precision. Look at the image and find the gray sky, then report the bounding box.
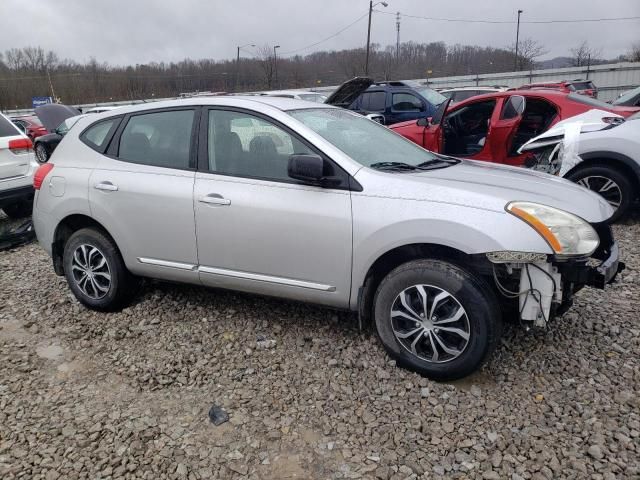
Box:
[2,0,639,65]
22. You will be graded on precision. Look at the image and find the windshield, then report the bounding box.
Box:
[56,115,82,135]
[288,108,447,169]
[613,86,640,106]
[571,81,595,91]
[415,87,447,107]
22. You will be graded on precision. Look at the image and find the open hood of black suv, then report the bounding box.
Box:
[34,104,82,132]
[325,77,373,108]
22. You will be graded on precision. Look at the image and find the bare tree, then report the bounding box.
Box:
[256,45,275,89]
[627,42,640,62]
[570,41,602,67]
[509,38,548,70]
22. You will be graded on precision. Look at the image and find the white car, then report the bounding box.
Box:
[0,112,38,218]
[262,90,328,103]
[83,106,122,114]
[521,110,639,222]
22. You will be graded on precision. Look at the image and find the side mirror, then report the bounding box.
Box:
[365,113,385,124]
[288,154,342,187]
[416,117,429,127]
[288,154,325,183]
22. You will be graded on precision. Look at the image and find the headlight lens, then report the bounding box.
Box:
[506,201,599,257]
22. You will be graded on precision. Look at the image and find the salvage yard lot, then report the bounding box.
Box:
[1,211,639,479]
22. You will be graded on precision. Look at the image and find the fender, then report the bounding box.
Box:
[567,151,640,181]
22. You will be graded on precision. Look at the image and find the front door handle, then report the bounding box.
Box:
[94,181,118,192]
[199,193,231,206]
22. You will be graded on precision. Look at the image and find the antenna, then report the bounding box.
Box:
[396,12,401,61]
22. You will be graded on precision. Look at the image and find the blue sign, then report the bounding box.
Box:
[32,96,53,109]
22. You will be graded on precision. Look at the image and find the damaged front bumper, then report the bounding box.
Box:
[489,223,623,327]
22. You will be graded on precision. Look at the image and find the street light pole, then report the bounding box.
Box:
[365,1,388,76]
[514,9,523,71]
[235,43,255,92]
[273,45,280,88]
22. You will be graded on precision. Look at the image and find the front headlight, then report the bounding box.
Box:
[506,201,599,257]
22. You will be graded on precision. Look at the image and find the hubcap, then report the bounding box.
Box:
[390,285,470,363]
[577,175,622,209]
[71,244,111,299]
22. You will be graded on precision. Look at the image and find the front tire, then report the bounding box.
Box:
[35,143,50,164]
[373,259,502,381]
[63,228,136,311]
[566,165,633,223]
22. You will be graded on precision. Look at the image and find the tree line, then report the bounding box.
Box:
[0,40,634,110]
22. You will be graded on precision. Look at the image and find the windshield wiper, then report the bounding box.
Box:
[370,161,421,171]
[417,156,460,168]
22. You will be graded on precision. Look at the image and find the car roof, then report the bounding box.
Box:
[440,87,501,92]
[78,96,335,119]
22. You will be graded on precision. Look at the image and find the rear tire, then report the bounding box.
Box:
[35,143,50,164]
[373,259,502,381]
[2,201,33,219]
[63,227,137,311]
[566,165,633,223]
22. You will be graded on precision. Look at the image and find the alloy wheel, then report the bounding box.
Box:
[71,244,111,299]
[577,175,622,209]
[390,284,471,363]
[35,144,48,164]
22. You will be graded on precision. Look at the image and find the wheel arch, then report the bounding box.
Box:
[52,214,120,275]
[355,242,492,328]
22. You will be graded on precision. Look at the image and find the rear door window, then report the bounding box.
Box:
[391,93,423,112]
[118,110,195,169]
[0,115,20,137]
[359,91,386,112]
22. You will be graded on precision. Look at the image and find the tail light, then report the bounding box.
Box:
[33,163,54,190]
[8,138,33,154]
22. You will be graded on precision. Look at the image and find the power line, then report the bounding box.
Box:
[374,10,640,25]
[279,10,370,56]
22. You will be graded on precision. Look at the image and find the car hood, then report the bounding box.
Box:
[325,77,373,107]
[360,159,613,223]
[34,104,82,132]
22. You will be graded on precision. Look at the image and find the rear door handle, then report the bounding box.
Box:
[199,193,231,206]
[94,181,118,192]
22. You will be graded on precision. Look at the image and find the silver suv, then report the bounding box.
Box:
[32,97,621,380]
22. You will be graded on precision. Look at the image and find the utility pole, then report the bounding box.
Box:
[46,69,58,103]
[396,12,400,61]
[514,9,523,71]
[273,45,280,89]
[365,1,388,76]
[235,43,255,92]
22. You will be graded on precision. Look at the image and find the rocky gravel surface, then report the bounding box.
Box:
[0,210,639,479]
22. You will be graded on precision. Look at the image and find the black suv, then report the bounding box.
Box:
[326,77,447,125]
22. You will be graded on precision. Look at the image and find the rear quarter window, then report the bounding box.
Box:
[80,118,120,152]
[0,114,20,137]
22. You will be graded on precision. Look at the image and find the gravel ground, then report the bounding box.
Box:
[0,210,639,480]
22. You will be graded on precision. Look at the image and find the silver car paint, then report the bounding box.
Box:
[34,96,613,311]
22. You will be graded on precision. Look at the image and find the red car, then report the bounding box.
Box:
[391,90,640,167]
[10,115,48,140]
[516,80,598,98]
